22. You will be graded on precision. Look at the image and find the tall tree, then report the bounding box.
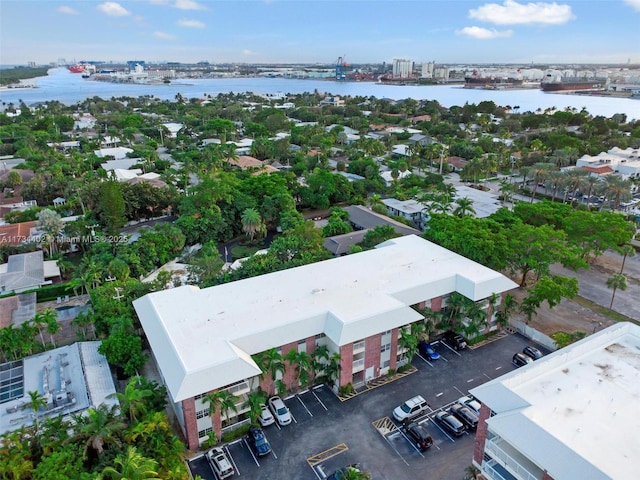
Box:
[36,209,64,256]
[99,446,160,480]
[99,180,126,237]
[241,208,265,243]
[606,273,628,310]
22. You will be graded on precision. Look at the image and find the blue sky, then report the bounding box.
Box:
[1,0,639,65]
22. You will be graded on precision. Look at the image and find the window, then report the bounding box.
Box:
[382,359,390,368]
[194,393,206,400]
[196,409,209,419]
[198,427,213,439]
[298,339,307,353]
[380,344,390,353]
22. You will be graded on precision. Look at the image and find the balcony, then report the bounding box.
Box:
[353,340,366,354]
[483,437,542,480]
[352,358,365,373]
[223,380,250,397]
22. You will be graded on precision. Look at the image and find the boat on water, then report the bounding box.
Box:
[464,71,523,89]
[68,64,86,73]
[541,71,607,93]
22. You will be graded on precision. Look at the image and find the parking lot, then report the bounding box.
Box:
[188,332,548,479]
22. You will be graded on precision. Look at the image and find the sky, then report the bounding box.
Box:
[1,0,639,65]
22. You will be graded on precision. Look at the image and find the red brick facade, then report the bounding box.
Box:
[181,397,199,450]
[431,297,443,311]
[339,343,354,386]
[364,333,382,380]
[473,403,491,465]
[389,327,400,370]
[542,471,554,480]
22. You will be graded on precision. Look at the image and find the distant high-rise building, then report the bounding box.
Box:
[393,58,413,78]
[421,62,435,78]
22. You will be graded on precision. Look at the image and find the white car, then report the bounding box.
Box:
[392,395,429,422]
[206,447,235,479]
[258,403,275,427]
[458,395,481,416]
[268,396,292,426]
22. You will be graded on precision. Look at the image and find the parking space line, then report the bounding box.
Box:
[495,366,502,370]
[417,354,434,367]
[271,448,278,460]
[428,418,455,443]
[453,385,465,396]
[484,373,492,380]
[435,392,443,397]
[396,428,425,458]
[417,418,441,450]
[290,412,297,424]
[224,445,240,476]
[312,389,328,411]
[466,378,474,383]
[439,354,449,362]
[296,394,313,417]
[243,438,260,466]
[440,341,460,356]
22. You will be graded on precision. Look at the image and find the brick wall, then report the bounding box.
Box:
[339,343,354,386]
[473,403,491,464]
[280,341,298,390]
[431,296,443,312]
[182,397,200,450]
[389,327,399,370]
[542,471,555,480]
[365,333,382,380]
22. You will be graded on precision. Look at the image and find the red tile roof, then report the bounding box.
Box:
[582,166,614,174]
[0,221,37,246]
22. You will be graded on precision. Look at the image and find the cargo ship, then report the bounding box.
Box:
[541,72,607,92]
[68,64,86,73]
[464,71,523,88]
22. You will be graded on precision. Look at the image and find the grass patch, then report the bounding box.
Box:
[551,331,586,348]
[230,242,265,260]
[572,295,640,326]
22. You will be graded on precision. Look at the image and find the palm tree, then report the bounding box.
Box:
[398,327,418,365]
[72,404,126,458]
[498,179,515,205]
[599,174,632,210]
[495,293,518,329]
[117,376,153,423]
[336,465,372,480]
[619,244,636,274]
[31,312,49,348]
[241,208,265,243]
[453,197,475,218]
[254,347,285,383]
[42,309,60,348]
[606,273,627,310]
[324,353,341,388]
[204,390,238,425]
[284,349,313,388]
[99,446,160,480]
[519,296,540,325]
[23,390,47,435]
[244,389,268,424]
[529,162,555,203]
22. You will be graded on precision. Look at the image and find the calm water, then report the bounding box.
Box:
[2,67,639,120]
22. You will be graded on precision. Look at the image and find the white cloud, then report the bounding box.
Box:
[242,49,258,56]
[97,2,130,17]
[174,0,207,10]
[149,0,169,4]
[177,19,205,28]
[623,0,640,11]
[457,26,514,39]
[469,0,574,25]
[154,31,176,39]
[57,5,79,15]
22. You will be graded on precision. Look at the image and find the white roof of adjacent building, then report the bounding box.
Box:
[470,322,640,480]
[0,342,117,435]
[94,147,134,159]
[134,235,517,402]
[454,185,502,218]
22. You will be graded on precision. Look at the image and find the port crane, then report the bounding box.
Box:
[335,55,349,80]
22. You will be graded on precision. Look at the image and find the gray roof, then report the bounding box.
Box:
[0,251,46,293]
[324,230,369,255]
[343,205,421,236]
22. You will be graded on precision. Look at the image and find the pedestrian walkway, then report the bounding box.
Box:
[336,366,418,401]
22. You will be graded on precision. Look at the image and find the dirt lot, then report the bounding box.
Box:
[510,248,640,337]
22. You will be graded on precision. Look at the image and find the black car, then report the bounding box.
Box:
[403,420,433,451]
[449,403,479,430]
[513,352,533,368]
[443,331,467,351]
[523,346,543,360]
[435,411,466,436]
[246,426,272,456]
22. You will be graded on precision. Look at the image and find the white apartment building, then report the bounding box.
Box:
[575,146,640,179]
[470,322,640,480]
[133,235,516,449]
[393,58,414,78]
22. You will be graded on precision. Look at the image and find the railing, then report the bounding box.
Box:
[352,358,365,372]
[484,439,540,480]
[353,341,366,353]
[223,380,250,396]
[482,460,510,480]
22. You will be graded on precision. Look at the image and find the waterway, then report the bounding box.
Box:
[1,67,639,120]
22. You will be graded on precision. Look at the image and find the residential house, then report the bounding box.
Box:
[382,198,429,230]
[0,251,60,294]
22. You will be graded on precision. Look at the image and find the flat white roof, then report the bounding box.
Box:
[471,322,640,480]
[134,235,516,402]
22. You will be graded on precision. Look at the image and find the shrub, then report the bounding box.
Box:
[222,424,251,443]
[338,383,354,396]
[551,331,586,348]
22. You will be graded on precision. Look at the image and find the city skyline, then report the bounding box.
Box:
[1,0,639,66]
